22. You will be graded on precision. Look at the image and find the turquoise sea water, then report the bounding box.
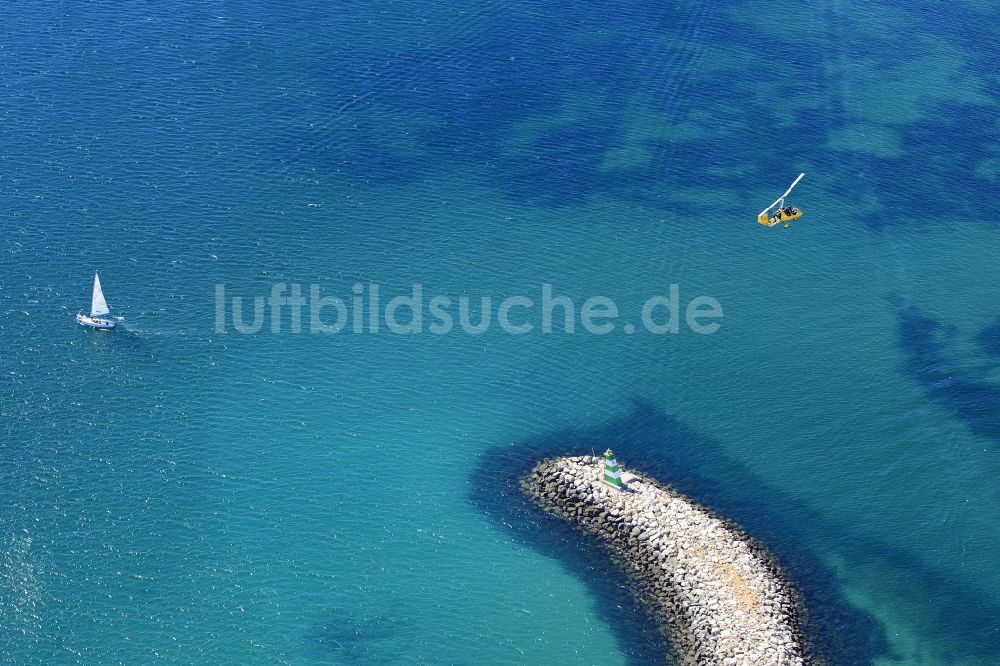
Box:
[2,2,1000,664]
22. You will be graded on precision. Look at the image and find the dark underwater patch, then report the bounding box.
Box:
[897,304,1000,443]
[300,609,409,664]
[976,319,1000,358]
[256,1,1000,234]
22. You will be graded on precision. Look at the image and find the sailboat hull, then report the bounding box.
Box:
[77,313,116,329]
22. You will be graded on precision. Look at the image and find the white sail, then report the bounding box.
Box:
[90,272,110,317]
[759,173,806,216]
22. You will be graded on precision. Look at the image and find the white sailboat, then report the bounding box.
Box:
[77,272,116,329]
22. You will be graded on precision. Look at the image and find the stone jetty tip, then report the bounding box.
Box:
[521,454,807,666]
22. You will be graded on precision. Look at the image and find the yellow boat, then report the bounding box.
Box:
[757,173,805,229]
[757,206,803,228]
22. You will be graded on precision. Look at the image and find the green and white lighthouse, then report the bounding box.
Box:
[602,449,623,488]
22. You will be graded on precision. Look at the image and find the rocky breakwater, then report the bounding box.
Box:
[522,455,806,666]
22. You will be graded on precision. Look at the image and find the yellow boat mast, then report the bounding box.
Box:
[757,173,805,228]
